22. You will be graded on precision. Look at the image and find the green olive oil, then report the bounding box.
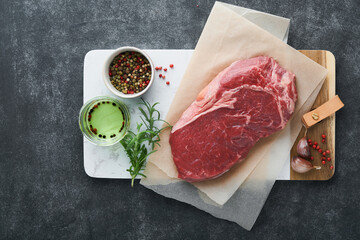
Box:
[87,101,125,140]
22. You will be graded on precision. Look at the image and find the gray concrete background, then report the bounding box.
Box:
[0,0,359,239]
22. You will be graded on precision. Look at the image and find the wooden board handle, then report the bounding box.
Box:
[302,95,344,128]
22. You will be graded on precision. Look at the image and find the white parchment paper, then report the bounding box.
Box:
[141,1,328,230]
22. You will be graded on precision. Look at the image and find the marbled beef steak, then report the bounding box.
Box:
[169,56,297,182]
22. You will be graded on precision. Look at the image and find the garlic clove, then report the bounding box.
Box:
[297,137,311,159]
[291,156,321,173]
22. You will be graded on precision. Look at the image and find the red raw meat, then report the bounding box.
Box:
[169,56,297,182]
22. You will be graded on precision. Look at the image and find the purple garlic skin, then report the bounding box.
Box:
[297,137,311,159]
[291,156,314,173]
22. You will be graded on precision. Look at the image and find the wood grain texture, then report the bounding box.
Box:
[290,50,336,180]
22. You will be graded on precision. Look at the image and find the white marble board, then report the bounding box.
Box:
[83,49,290,180]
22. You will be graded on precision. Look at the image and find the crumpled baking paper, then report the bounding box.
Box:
[141,1,328,230]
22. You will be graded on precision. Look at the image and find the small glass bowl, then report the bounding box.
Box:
[79,96,130,146]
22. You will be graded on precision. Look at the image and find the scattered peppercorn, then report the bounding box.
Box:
[112,103,116,106]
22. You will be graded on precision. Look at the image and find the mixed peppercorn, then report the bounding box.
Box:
[109,51,151,94]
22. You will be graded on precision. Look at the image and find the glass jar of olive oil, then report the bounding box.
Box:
[79,96,130,146]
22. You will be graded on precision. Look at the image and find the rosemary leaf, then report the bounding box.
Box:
[121,99,172,187]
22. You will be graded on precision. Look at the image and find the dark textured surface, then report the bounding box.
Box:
[0,0,359,239]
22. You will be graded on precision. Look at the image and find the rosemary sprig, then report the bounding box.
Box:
[120,99,171,187]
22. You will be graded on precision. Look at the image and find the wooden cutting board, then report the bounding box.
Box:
[290,50,336,180]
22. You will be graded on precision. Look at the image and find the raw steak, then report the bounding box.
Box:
[169,56,297,182]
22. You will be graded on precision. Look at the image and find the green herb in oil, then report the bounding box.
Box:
[120,99,171,187]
